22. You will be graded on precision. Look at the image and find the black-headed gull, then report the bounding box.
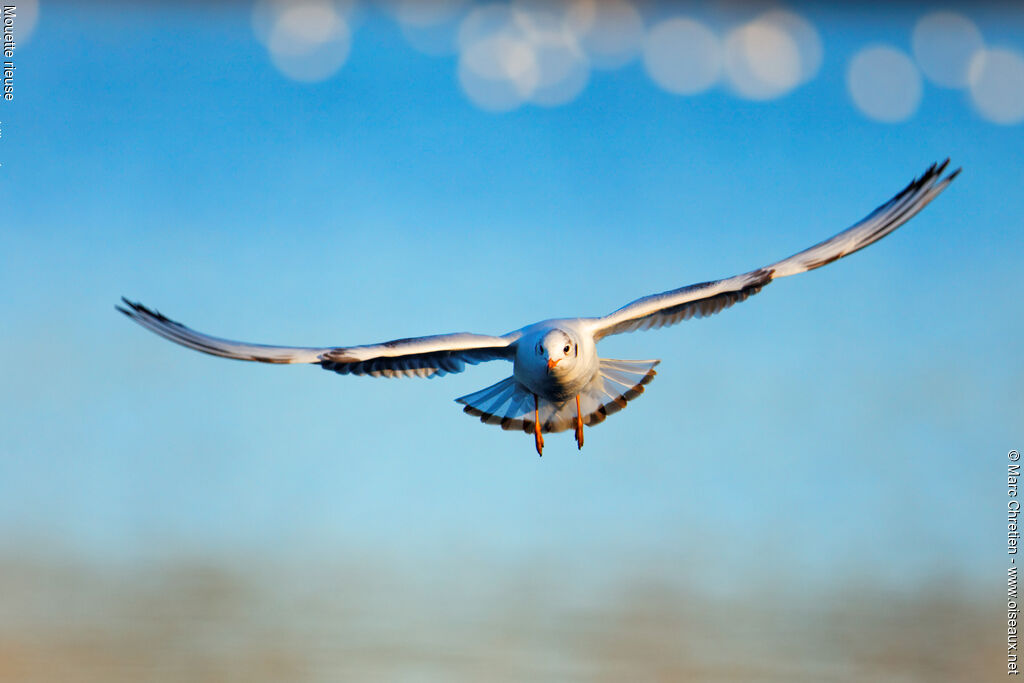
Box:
[119,161,958,455]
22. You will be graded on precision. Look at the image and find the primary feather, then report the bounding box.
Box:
[589,160,959,340]
[117,298,515,378]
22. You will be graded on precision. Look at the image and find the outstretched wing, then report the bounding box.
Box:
[117,298,516,378]
[590,160,959,341]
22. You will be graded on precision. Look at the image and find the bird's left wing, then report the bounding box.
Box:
[118,298,516,378]
[589,160,959,341]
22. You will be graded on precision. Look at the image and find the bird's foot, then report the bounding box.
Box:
[534,393,544,457]
[575,394,584,450]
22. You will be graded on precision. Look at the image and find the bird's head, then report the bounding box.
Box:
[535,329,578,374]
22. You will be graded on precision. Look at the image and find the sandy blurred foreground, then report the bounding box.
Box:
[0,551,992,682]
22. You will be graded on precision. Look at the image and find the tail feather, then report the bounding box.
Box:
[578,358,659,428]
[456,377,530,431]
[456,358,660,435]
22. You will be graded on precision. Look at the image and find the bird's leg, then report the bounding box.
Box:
[533,394,544,457]
[575,394,584,450]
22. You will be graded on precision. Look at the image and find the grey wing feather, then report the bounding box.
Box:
[319,333,516,378]
[118,298,516,379]
[591,160,959,341]
[117,298,330,364]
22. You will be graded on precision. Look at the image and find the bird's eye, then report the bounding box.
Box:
[563,345,570,354]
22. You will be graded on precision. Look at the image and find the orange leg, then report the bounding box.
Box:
[575,394,584,450]
[534,394,544,457]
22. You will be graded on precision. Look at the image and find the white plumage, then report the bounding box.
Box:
[119,161,959,454]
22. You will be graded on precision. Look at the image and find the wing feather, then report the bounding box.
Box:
[118,298,515,379]
[591,160,959,340]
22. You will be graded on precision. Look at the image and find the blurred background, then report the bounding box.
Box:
[1,0,1021,680]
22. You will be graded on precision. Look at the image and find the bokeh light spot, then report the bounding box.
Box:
[456,3,589,111]
[969,47,1024,124]
[273,4,342,53]
[725,21,799,99]
[912,11,984,89]
[9,0,38,45]
[761,10,823,84]
[847,45,923,123]
[253,0,354,83]
[568,0,644,70]
[642,18,721,96]
[514,7,588,106]
[458,23,537,111]
[724,10,821,100]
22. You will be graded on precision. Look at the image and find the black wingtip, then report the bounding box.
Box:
[116,296,140,317]
[931,158,963,183]
[119,296,142,313]
[117,298,175,324]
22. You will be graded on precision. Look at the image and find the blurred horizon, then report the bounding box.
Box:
[0,550,996,681]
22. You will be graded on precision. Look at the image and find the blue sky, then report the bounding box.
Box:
[1,1,1022,596]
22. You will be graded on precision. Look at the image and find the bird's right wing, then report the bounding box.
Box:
[118,298,517,378]
[589,160,959,341]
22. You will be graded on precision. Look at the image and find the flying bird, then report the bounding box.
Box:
[119,161,958,455]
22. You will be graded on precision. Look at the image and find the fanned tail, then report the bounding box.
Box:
[456,377,536,432]
[583,359,660,428]
[455,358,659,435]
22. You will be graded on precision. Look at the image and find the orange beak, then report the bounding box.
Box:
[547,358,561,370]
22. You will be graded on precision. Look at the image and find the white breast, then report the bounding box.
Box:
[512,321,599,401]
